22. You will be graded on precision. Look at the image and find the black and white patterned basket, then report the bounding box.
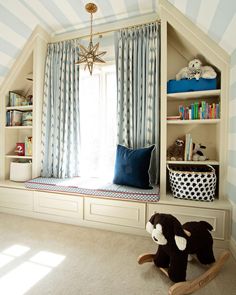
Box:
[167,165,216,202]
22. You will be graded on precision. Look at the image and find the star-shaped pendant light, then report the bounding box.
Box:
[75,3,106,75]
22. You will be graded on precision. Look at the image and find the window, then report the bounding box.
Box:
[79,65,117,180]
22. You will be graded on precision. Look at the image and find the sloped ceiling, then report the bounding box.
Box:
[0,0,157,88]
[168,0,236,55]
[0,0,236,88]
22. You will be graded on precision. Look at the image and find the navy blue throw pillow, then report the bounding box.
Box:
[113,144,155,189]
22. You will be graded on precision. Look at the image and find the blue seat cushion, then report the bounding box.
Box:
[113,144,155,189]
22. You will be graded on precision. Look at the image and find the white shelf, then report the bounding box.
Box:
[159,194,231,210]
[5,155,32,159]
[0,180,28,190]
[6,105,33,111]
[167,119,220,124]
[5,126,32,129]
[166,160,219,165]
[167,89,221,100]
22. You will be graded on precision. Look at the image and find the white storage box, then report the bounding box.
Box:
[167,164,216,202]
[10,162,32,182]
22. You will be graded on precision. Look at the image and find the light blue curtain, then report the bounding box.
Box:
[115,23,160,183]
[41,40,80,178]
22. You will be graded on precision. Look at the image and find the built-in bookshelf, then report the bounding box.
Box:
[166,89,221,198]
[0,27,49,185]
[160,19,228,202]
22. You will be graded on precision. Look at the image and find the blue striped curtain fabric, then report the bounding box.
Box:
[41,40,80,178]
[114,23,160,183]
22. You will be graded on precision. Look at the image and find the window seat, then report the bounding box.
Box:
[25,177,160,203]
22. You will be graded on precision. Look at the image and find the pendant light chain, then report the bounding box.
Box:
[75,2,107,75]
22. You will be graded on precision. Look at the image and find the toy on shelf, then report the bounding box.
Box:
[176,59,217,81]
[15,143,25,156]
[138,213,230,295]
[167,138,185,161]
[192,143,208,161]
[25,136,32,156]
[167,59,218,94]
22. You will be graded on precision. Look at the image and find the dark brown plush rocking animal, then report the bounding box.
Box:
[138,213,230,295]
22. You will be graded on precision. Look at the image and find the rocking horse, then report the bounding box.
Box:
[138,213,230,295]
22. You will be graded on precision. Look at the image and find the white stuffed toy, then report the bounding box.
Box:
[176,59,217,81]
[192,143,208,161]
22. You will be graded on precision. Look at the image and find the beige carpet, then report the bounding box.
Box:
[0,213,235,295]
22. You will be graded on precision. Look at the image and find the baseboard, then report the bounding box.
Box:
[0,206,147,237]
[229,237,236,261]
[213,239,229,249]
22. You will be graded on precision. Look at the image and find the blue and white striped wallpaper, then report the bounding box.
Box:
[0,0,156,88]
[168,0,236,241]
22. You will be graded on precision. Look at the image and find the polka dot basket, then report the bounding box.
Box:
[167,165,216,202]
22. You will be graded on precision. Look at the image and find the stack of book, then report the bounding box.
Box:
[6,111,33,126]
[6,110,22,126]
[167,115,181,120]
[9,92,27,106]
[22,112,32,126]
[179,101,220,120]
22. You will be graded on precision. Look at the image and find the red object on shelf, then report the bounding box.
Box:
[15,143,25,156]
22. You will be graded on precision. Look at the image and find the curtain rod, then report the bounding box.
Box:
[49,18,161,44]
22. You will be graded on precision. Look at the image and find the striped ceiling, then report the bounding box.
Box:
[168,0,236,55]
[0,0,236,88]
[0,0,157,87]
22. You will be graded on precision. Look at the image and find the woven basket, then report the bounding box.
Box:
[167,165,216,202]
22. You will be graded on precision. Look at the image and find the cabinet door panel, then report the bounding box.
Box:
[0,188,33,211]
[34,192,83,219]
[85,198,145,229]
[147,204,225,240]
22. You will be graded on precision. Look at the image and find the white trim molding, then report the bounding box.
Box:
[230,237,236,260]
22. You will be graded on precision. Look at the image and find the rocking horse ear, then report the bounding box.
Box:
[174,235,187,251]
[146,214,157,234]
[146,221,154,234]
[173,218,187,251]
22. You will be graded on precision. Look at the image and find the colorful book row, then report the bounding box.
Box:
[179,101,220,120]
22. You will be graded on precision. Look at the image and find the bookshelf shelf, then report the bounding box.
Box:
[0,180,27,190]
[166,160,219,165]
[5,126,32,129]
[6,105,33,111]
[5,155,32,159]
[167,119,220,124]
[167,89,221,100]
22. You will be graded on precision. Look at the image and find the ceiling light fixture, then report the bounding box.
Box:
[75,2,106,75]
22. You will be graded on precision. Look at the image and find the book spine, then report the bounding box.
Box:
[188,109,191,120]
[191,103,194,120]
[199,107,202,119]
[189,137,193,161]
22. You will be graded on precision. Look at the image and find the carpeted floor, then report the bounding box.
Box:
[0,213,235,295]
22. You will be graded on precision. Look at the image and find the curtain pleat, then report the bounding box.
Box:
[115,23,160,183]
[41,40,80,178]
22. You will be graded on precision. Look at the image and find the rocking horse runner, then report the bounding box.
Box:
[138,213,230,295]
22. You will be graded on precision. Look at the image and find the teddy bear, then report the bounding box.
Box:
[176,59,217,81]
[192,143,208,161]
[146,213,215,282]
[167,138,185,161]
